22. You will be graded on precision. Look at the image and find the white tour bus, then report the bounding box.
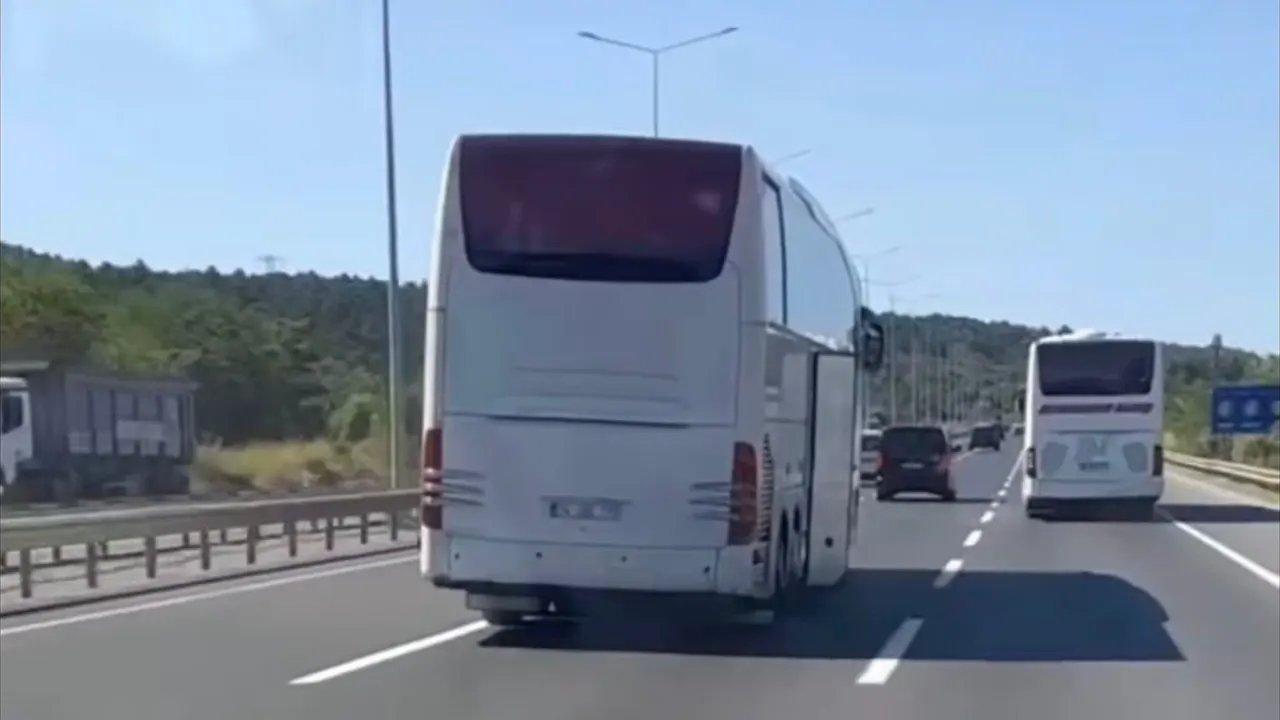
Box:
[1021,332,1164,519]
[420,134,884,623]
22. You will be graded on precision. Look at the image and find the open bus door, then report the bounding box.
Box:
[805,351,858,586]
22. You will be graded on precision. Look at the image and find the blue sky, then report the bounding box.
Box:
[2,1,1277,353]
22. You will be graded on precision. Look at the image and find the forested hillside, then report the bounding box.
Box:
[2,242,1276,477]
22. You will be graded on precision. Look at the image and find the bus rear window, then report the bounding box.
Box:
[459,136,741,282]
[1038,341,1154,396]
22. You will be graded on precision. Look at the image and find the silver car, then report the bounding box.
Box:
[859,430,882,483]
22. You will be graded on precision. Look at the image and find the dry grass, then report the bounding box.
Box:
[192,438,396,494]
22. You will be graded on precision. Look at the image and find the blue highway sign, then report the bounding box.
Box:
[1211,384,1280,435]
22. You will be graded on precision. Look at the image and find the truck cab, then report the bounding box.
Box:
[0,376,34,488]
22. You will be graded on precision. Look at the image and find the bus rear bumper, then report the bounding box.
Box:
[441,582,764,619]
[427,535,766,600]
[1024,475,1163,502]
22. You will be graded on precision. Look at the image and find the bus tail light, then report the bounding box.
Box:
[422,427,443,530]
[1153,444,1163,476]
[728,442,759,545]
[1026,447,1037,479]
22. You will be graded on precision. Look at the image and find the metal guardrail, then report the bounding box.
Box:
[0,490,419,599]
[1165,451,1280,491]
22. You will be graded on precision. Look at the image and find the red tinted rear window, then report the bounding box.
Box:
[459,136,741,282]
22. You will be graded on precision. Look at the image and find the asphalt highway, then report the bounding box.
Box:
[2,446,1276,720]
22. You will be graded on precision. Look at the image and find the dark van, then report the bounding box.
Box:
[877,426,956,501]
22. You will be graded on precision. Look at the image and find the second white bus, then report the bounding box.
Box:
[420,134,883,623]
[1021,332,1164,519]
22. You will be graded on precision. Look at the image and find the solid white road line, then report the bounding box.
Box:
[933,558,964,588]
[963,530,982,548]
[856,618,924,685]
[0,555,416,637]
[980,510,995,524]
[291,620,490,685]
[1158,509,1280,589]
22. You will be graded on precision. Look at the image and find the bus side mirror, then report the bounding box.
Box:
[860,308,885,372]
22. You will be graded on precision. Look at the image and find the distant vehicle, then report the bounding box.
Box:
[969,425,1002,451]
[420,134,885,624]
[859,429,882,482]
[0,377,32,492]
[0,363,197,502]
[1020,333,1164,519]
[877,426,956,501]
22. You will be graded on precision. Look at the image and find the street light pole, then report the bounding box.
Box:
[847,242,897,309]
[651,54,659,136]
[380,0,403,489]
[911,321,919,422]
[887,293,904,425]
[577,27,738,137]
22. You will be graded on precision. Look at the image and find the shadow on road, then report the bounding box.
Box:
[1158,503,1280,524]
[479,568,1182,663]
[1043,503,1279,524]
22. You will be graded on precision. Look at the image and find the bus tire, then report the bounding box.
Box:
[1127,502,1156,522]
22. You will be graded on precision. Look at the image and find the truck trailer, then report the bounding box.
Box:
[0,362,197,502]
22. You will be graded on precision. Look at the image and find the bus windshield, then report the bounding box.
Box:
[460,136,741,283]
[1038,341,1155,396]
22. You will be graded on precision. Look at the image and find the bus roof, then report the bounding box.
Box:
[1036,331,1155,345]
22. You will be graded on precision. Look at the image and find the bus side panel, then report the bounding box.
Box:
[806,352,856,586]
[763,327,813,590]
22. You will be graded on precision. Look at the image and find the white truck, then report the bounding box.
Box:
[0,376,34,492]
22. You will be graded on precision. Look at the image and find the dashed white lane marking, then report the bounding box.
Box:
[856,618,925,685]
[0,555,416,637]
[291,620,491,685]
[1159,509,1280,589]
[963,530,982,548]
[980,510,996,524]
[997,488,1007,498]
[934,558,964,588]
